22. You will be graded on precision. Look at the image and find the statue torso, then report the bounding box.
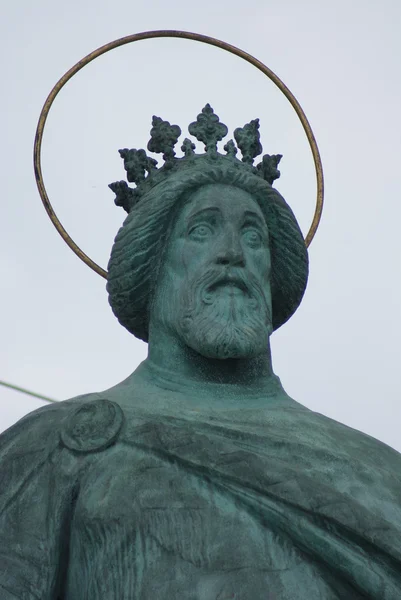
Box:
[57,374,401,599]
[67,433,336,600]
[2,370,401,599]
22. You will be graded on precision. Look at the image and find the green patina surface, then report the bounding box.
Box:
[1,107,401,599]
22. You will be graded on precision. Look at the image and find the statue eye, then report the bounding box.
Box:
[189,224,213,241]
[243,229,262,248]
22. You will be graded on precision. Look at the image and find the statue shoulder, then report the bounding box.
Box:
[0,393,125,457]
[299,408,401,470]
[0,397,75,456]
[60,395,125,453]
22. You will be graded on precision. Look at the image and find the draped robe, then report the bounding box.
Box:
[1,372,401,599]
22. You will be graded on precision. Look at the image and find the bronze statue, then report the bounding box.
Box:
[1,102,401,599]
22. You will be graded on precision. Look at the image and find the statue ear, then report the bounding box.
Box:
[60,399,124,453]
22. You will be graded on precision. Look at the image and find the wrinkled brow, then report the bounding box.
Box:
[242,210,267,228]
[186,207,266,226]
[186,206,220,222]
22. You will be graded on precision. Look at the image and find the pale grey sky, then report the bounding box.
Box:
[1,0,401,451]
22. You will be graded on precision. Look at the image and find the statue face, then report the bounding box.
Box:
[152,183,273,359]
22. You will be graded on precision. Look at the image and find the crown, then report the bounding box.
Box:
[109,104,282,213]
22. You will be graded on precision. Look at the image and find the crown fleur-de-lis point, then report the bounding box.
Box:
[147,116,181,163]
[234,118,263,165]
[257,154,283,185]
[108,180,138,213]
[188,104,228,155]
[181,138,196,157]
[224,139,238,157]
[118,148,150,184]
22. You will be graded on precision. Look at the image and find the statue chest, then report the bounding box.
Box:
[72,442,289,570]
[65,441,314,598]
[63,427,346,598]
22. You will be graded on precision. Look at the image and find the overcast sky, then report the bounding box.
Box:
[1,0,401,452]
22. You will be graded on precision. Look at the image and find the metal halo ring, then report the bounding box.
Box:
[34,30,324,279]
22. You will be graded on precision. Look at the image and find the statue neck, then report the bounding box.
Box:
[146,325,275,389]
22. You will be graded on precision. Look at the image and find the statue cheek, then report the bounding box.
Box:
[180,242,210,271]
[249,251,271,281]
[162,246,202,286]
[162,241,188,277]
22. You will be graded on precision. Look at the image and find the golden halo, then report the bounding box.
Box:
[34,30,324,279]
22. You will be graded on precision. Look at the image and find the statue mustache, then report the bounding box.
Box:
[188,266,269,310]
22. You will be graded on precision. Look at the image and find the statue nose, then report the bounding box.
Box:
[215,234,245,267]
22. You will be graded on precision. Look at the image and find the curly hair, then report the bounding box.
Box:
[107,162,308,342]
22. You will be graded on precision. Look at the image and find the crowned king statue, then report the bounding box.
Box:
[1,32,401,600]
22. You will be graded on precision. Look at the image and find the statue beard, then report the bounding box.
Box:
[177,267,273,360]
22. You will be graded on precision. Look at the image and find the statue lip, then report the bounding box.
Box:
[209,275,248,293]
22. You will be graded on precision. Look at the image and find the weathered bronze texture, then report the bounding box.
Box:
[2,163,401,596]
[108,105,307,337]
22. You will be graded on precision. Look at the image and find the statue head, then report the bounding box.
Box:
[107,106,308,359]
